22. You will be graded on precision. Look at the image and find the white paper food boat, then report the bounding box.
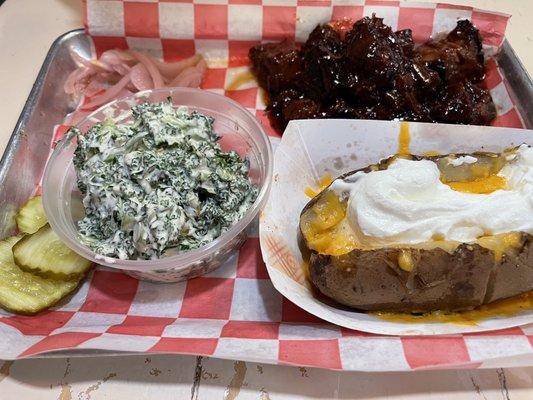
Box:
[260,119,533,335]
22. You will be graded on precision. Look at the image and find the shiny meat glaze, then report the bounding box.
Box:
[250,17,496,130]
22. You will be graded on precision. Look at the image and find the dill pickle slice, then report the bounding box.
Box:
[0,261,81,315]
[0,235,24,264]
[13,225,92,279]
[16,196,47,234]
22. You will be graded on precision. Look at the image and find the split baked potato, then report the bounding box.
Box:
[299,147,533,313]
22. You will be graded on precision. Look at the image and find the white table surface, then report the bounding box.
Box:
[0,0,532,398]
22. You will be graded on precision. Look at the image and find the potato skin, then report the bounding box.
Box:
[309,239,532,313]
[301,152,533,313]
[484,235,533,304]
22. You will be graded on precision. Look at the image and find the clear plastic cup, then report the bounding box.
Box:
[42,88,273,282]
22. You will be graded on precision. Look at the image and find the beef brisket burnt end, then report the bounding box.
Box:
[282,98,321,121]
[249,41,302,95]
[249,16,496,130]
[430,82,496,125]
[415,19,485,84]
[270,89,320,124]
[395,29,415,57]
[345,16,406,88]
[301,24,345,99]
[343,18,430,120]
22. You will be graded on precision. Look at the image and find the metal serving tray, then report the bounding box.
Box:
[1,29,532,238]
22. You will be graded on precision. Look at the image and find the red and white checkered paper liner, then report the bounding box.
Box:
[0,0,531,370]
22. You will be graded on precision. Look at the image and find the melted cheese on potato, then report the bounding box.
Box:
[301,146,531,260]
[446,175,507,194]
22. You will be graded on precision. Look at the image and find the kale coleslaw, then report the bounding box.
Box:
[71,101,258,260]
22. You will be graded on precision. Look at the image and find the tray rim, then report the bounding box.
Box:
[499,40,533,127]
[0,29,85,187]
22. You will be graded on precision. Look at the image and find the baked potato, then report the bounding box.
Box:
[300,146,533,313]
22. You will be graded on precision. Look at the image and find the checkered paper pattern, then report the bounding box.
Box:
[1,249,532,369]
[0,1,531,370]
[82,0,525,132]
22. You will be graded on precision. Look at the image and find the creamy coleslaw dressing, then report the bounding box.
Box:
[331,145,533,247]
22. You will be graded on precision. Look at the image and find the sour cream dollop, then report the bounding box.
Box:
[330,145,533,246]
